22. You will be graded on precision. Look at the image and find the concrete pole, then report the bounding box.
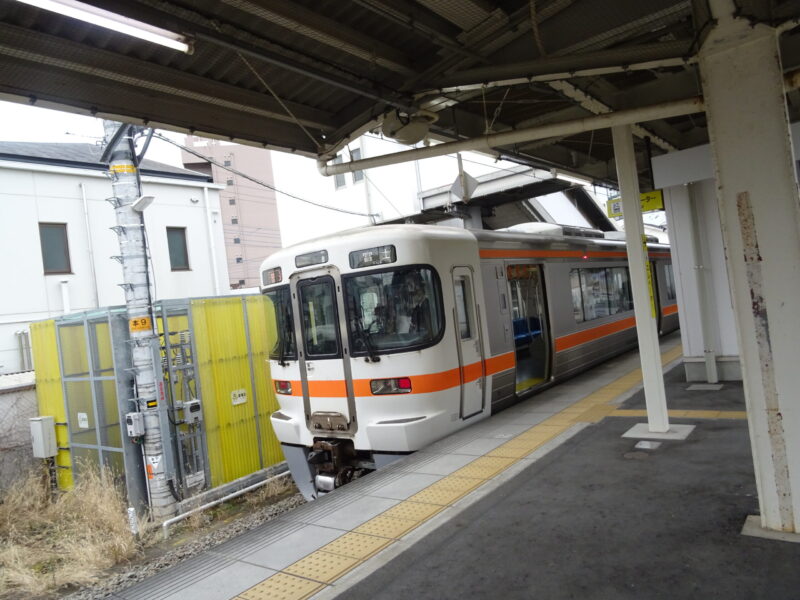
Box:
[103,121,177,519]
[611,124,670,433]
[699,0,800,533]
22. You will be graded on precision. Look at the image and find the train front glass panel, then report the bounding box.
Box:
[344,266,443,355]
[265,286,296,361]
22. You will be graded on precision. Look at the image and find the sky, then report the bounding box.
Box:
[0,99,185,166]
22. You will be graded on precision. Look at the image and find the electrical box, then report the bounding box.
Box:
[182,399,203,425]
[30,416,57,458]
[125,412,145,437]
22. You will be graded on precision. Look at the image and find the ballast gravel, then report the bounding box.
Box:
[62,492,306,600]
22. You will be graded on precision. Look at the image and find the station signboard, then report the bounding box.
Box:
[607,189,664,218]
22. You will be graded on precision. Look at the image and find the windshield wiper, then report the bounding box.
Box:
[349,296,379,362]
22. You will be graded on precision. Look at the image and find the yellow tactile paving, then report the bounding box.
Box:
[353,515,419,538]
[283,550,361,583]
[611,409,748,420]
[318,532,394,560]
[408,476,484,505]
[487,443,537,459]
[237,573,325,600]
[451,455,517,479]
[574,405,617,423]
[382,500,444,522]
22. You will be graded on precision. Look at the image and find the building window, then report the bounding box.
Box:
[223,159,231,166]
[233,237,241,244]
[333,155,346,189]
[236,257,243,264]
[238,279,246,286]
[229,197,236,205]
[39,223,71,274]
[226,178,234,186]
[231,217,238,224]
[166,227,190,271]
[351,148,364,183]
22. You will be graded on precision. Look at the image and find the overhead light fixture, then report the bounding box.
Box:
[15,0,192,53]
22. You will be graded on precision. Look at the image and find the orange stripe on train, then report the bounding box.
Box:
[662,304,678,316]
[554,316,637,352]
[287,351,516,398]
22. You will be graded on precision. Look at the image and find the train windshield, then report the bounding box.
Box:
[265,286,297,361]
[344,266,443,355]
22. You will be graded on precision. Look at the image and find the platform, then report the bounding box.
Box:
[113,334,800,600]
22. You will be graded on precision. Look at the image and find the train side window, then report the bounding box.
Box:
[607,267,633,313]
[570,269,584,322]
[664,263,676,301]
[580,268,610,320]
[454,276,472,339]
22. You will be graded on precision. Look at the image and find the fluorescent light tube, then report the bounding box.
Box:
[15,0,192,53]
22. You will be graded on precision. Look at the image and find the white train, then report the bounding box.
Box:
[260,225,677,499]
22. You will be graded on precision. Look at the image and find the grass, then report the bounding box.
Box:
[0,465,139,598]
[0,466,297,599]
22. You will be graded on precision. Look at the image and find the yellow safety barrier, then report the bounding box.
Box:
[191,296,284,488]
[29,320,73,489]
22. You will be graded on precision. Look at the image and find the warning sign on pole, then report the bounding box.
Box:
[129,316,152,332]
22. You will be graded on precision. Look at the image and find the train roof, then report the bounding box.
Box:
[470,228,671,252]
[261,224,670,280]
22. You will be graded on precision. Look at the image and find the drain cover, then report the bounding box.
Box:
[635,440,662,451]
[687,383,723,391]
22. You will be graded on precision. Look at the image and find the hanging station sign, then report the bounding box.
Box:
[607,189,664,218]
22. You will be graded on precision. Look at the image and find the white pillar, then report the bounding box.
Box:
[699,0,800,532]
[612,124,670,433]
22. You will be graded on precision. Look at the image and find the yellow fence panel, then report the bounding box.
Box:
[29,320,73,489]
[192,297,263,487]
[244,295,284,468]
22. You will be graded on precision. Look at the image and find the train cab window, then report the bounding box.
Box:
[454,276,473,339]
[299,277,340,358]
[344,266,443,356]
[265,286,297,361]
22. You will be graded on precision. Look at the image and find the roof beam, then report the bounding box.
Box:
[219,0,417,76]
[427,41,693,90]
[0,23,336,132]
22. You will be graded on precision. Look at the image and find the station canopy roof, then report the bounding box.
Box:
[1,0,799,186]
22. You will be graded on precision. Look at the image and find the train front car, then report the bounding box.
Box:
[260,226,493,499]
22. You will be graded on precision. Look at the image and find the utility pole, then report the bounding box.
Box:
[102,121,177,519]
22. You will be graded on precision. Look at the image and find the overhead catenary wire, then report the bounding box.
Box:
[151,132,380,218]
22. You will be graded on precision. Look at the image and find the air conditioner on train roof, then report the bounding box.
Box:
[498,223,563,236]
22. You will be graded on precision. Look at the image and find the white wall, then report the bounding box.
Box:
[0,161,228,373]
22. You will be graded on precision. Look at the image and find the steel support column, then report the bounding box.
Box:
[699,1,800,533]
[612,125,670,433]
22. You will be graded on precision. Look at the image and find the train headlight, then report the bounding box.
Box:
[274,380,292,395]
[370,377,412,395]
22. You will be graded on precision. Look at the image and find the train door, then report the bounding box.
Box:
[452,266,484,418]
[290,267,356,434]
[507,264,550,394]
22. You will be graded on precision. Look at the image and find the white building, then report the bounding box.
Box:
[0,142,228,374]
